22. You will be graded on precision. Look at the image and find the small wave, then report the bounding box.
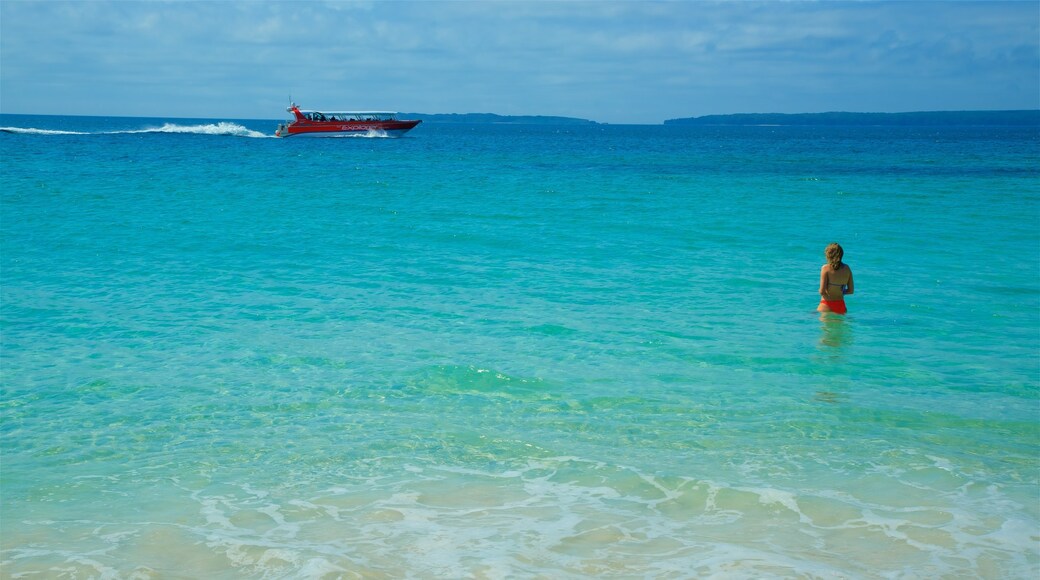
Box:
[0,127,90,135]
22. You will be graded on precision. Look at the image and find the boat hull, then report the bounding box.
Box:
[276,120,421,138]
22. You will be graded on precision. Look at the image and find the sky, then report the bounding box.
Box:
[1,1,1037,124]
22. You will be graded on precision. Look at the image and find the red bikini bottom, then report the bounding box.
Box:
[819,299,847,314]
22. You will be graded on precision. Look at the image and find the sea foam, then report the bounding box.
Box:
[1,122,271,138]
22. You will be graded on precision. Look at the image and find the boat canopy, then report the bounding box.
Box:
[298,110,399,122]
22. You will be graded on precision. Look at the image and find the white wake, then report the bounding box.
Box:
[1,122,272,138]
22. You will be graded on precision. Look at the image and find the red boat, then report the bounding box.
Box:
[275,103,421,138]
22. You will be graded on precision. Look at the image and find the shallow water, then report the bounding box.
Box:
[2,115,1038,578]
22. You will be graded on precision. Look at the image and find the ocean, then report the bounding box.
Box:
[1,114,1038,578]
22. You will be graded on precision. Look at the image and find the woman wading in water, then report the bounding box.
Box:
[818,243,854,314]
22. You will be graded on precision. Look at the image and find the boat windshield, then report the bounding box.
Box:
[301,111,398,122]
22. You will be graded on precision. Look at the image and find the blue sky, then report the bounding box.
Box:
[1,1,1037,124]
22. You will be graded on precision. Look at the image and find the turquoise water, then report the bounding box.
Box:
[1,115,1038,578]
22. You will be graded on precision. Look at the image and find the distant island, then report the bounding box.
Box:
[401,110,1038,126]
[402,112,599,125]
[664,110,1040,127]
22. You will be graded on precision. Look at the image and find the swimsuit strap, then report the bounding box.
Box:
[827,263,846,286]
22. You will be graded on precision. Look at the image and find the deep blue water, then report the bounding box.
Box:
[2,114,1038,578]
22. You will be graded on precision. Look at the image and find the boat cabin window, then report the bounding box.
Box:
[302,111,398,122]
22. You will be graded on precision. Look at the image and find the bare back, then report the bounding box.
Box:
[820,263,853,301]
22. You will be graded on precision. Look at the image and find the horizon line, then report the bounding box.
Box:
[1,108,1038,126]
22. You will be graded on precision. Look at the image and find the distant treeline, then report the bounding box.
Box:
[664,110,1040,127]
[402,112,599,125]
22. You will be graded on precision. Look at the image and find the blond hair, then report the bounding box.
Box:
[825,243,844,268]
